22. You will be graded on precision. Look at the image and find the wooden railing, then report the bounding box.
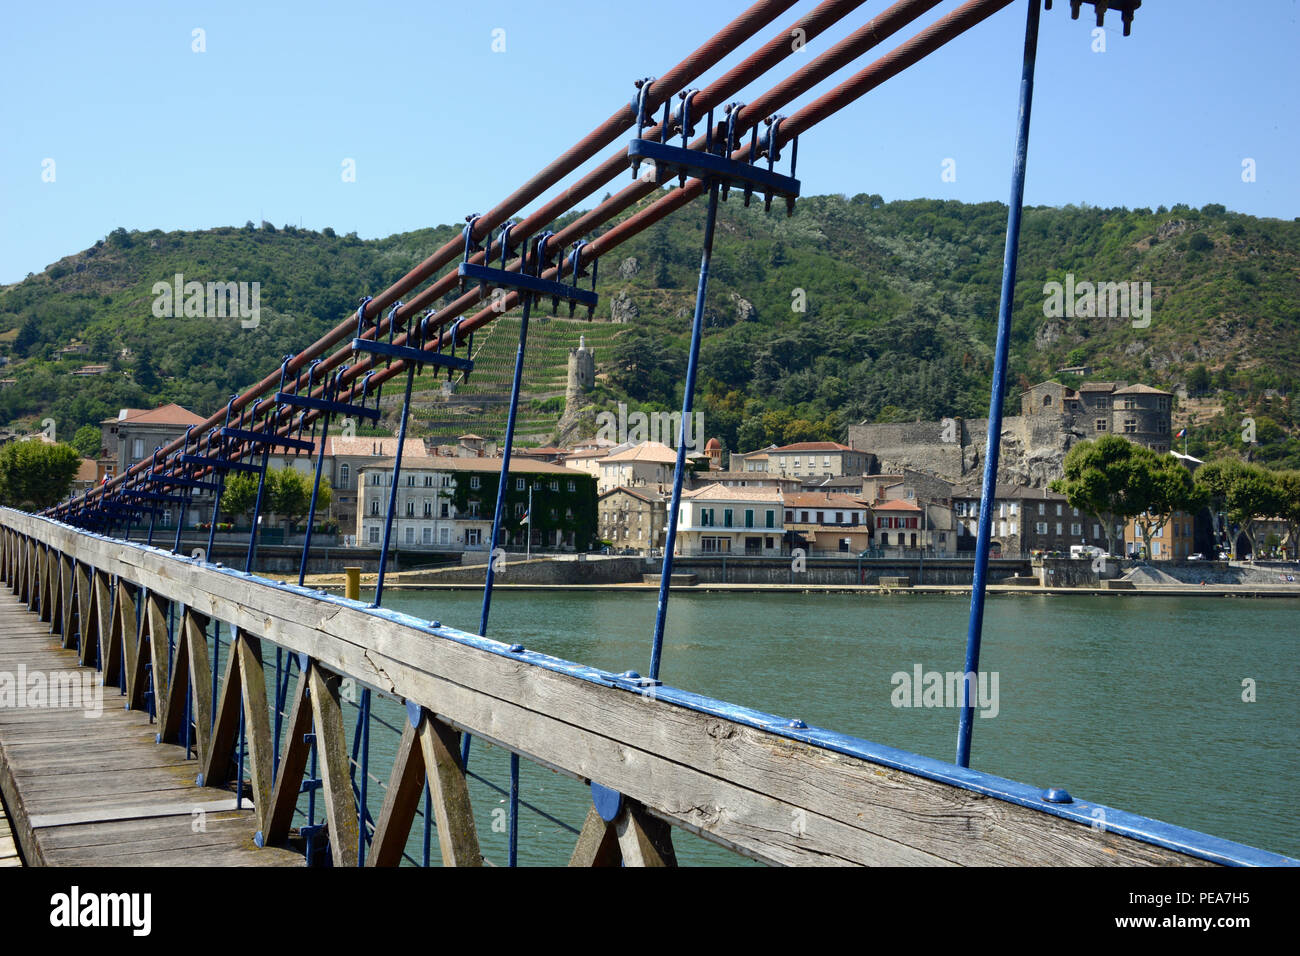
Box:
[2,506,1292,867]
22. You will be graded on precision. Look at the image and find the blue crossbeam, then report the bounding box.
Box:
[627,139,800,198]
[150,475,220,492]
[273,391,382,422]
[220,427,315,452]
[123,490,189,504]
[179,453,263,474]
[350,338,474,372]
[457,263,599,308]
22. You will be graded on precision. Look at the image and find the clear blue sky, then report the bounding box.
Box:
[2,0,1297,284]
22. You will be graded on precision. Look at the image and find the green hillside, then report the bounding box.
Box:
[1,197,1297,467]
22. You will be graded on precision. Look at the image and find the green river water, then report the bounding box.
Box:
[313,589,1298,866]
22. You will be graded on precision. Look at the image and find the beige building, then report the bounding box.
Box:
[674,484,784,556]
[783,492,873,555]
[598,487,667,553]
[596,441,678,493]
[759,441,872,479]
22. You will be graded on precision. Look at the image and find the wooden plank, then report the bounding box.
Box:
[158,611,191,745]
[199,630,242,789]
[615,800,677,867]
[184,610,214,769]
[59,553,74,649]
[143,592,171,717]
[307,664,358,868]
[417,711,481,867]
[261,663,312,846]
[366,718,425,867]
[568,806,620,867]
[235,633,274,832]
[75,562,94,667]
[101,578,133,694]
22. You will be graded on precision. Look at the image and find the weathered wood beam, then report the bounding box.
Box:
[200,630,243,789]
[568,806,621,867]
[75,562,95,667]
[236,634,275,832]
[184,610,215,769]
[615,800,677,867]
[366,718,426,868]
[307,664,359,868]
[261,663,312,847]
[417,711,481,867]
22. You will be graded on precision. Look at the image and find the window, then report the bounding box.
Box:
[744,509,754,528]
[370,500,380,516]
[550,480,559,492]
[340,464,350,487]
[1056,504,1063,516]
[469,501,481,517]
[466,529,481,546]
[1038,502,1046,515]
[407,475,416,486]
[405,527,415,544]
[723,508,733,528]
[424,475,433,487]
[368,526,380,544]
[1095,419,1108,432]
[516,478,525,490]
[1071,523,1082,536]
[470,476,480,490]
[440,527,450,545]
[766,510,775,529]
[836,512,843,524]
[823,456,831,467]
[568,480,576,492]
[422,527,432,544]
[1036,522,1048,534]
[441,502,450,518]
[514,503,524,517]
[1056,522,1063,535]
[405,502,414,517]
[1124,419,1138,433]
[371,473,380,486]
[132,438,144,459]
[423,500,432,518]
[701,508,714,527]
[441,475,452,487]
[784,510,793,523]
[801,511,810,523]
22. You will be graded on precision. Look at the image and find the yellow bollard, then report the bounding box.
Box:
[344,567,361,602]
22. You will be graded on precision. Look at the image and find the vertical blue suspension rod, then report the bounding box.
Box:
[373,347,417,607]
[649,180,720,683]
[956,0,1041,769]
[480,227,534,639]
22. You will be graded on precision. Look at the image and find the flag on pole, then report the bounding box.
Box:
[1175,428,1187,439]
[520,511,529,524]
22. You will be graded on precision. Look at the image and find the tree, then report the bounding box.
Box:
[0,441,81,510]
[1274,471,1300,560]
[268,468,332,528]
[71,425,102,459]
[1127,446,1206,560]
[1225,464,1284,560]
[1051,435,1147,556]
[219,471,259,522]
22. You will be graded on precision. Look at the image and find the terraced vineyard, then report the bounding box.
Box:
[389,315,626,445]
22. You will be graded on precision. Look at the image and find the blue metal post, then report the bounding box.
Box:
[649,180,720,682]
[957,0,1041,769]
[508,751,520,867]
[357,688,371,865]
[373,365,417,608]
[244,441,273,574]
[480,296,532,638]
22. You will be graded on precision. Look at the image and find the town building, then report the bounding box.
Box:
[598,487,667,553]
[354,456,596,553]
[754,441,874,480]
[783,492,873,555]
[596,441,678,493]
[674,484,784,556]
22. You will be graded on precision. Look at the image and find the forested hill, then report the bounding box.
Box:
[2,196,1298,467]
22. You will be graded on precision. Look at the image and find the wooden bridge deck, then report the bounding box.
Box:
[0,594,301,867]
